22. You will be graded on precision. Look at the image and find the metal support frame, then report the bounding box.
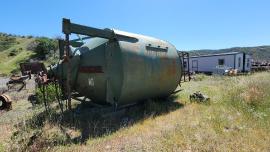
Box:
[64,33,72,110]
[59,18,151,110]
[61,18,119,110]
[186,52,191,81]
[178,51,191,82]
[62,18,115,39]
[61,18,137,42]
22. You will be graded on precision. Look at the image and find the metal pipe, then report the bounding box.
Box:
[65,33,72,110]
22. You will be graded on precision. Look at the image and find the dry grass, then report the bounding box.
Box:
[1,72,270,151]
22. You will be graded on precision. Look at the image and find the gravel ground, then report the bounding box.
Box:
[0,77,9,94]
[0,76,35,99]
[0,76,36,123]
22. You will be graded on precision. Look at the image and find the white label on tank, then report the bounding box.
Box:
[88,78,94,87]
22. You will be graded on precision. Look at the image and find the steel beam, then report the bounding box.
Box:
[62,18,115,39]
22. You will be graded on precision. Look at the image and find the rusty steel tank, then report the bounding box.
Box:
[50,19,182,106]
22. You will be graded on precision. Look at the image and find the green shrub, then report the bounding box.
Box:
[34,38,57,59]
[36,84,58,104]
[27,35,33,39]
[0,35,16,51]
[8,49,18,56]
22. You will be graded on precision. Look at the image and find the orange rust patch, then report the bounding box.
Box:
[165,59,177,76]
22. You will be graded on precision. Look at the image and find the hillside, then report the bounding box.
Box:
[189,45,270,62]
[0,33,57,76]
[0,33,36,75]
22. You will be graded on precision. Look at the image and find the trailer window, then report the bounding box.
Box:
[247,59,250,68]
[218,59,224,66]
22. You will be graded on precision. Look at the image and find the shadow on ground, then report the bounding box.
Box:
[13,94,184,149]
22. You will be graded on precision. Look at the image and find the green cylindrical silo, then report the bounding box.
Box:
[52,29,182,106]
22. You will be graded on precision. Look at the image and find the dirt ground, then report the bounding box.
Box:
[0,76,36,150]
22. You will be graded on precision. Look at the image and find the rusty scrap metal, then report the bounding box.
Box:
[35,71,51,85]
[6,74,30,90]
[225,69,238,76]
[6,62,47,91]
[20,62,47,75]
[190,91,210,103]
[0,94,12,110]
[33,70,65,114]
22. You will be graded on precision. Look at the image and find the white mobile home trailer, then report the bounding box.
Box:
[184,52,252,74]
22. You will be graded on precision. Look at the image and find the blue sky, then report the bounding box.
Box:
[1,0,269,50]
